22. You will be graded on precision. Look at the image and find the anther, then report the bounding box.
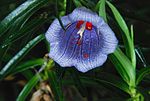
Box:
[77,22,86,41]
[86,22,92,30]
[76,20,84,29]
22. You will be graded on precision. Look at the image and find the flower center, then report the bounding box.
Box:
[76,20,93,30]
[76,20,93,45]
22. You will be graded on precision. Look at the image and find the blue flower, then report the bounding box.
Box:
[45,7,118,72]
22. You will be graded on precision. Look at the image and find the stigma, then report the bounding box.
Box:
[77,22,86,40]
[75,20,93,45]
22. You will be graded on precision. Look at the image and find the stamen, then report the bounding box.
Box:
[86,22,92,30]
[76,20,84,29]
[77,22,86,45]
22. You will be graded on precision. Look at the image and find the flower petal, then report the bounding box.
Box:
[69,7,104,27]
[45,16,71,42]
[75,27,107,72]
[49,22,78,64]
[98,23,118,54]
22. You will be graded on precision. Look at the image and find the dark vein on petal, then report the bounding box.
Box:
[57,27,77,62]
[80,32,88,70]
[63,40,79,64]
[89,30,92,68]
[52,24,75,57]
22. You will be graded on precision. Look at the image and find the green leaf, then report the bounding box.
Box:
[0,34,45,79]
[22,70,35,81]
[79,0,95,9]
[11,58,45,75]
[136,67,150,85]
[130,25,136,68]
[95,0,101,11]
[99,0,107,22]
[130,25,134,42]
[0,0,49,37]
[47,70,65,101]
[106,1,136,68]
[109,48,136,87]
[16,74,40,101]
[106,1,130,36]
[0,45,11,62]
[1,18,48,47]
[73,0,82,7]
[6,10,33,37]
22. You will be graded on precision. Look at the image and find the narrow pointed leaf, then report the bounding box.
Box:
[16,74,40,101]
[0,0,49,37]
[95,0,101,11]
[130,25,136,68]
[106,1,136,68]
[130,25,134,42]
[106,1,130,39]
[109,48,136,87]
[11,58,45,75]
[80,0,95,9]
[99,0,107,22]
[0,34,45,79]
[136,67,150,85]
[1,18,48,47]
[73,0,82,7]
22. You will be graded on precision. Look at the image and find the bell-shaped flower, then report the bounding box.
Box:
[46,7,118,72]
